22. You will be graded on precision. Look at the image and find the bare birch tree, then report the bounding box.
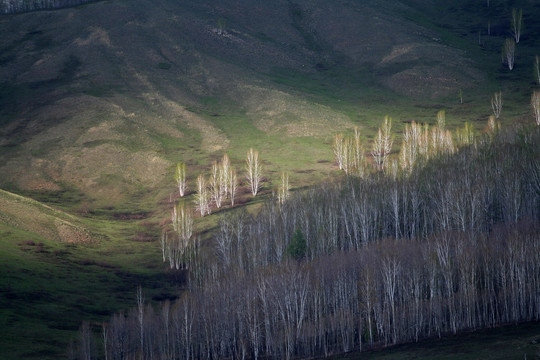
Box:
[511,8,522,44]
[436,110,446,130]
[333,133,345,170]
[137,286,145,360]
[531,91,540,125]
[170,202,194,269]
[277,172,290,205]
[246,148,263,196]
[503,38,515,70]
[209,161,223,208]
[229,168,238,206]
[175,162,187,197]
[334,128,366,176]
[220,154,231,201]
[372,116,393,171]
[491,92,502,119]
[535,56,540,85]
[487,115,500,137]
[455,122,475,147]
[194,174,211,216]
[352,127,367,177]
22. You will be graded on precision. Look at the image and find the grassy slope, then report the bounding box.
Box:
[0,0,539,358]
[0,189,181,359]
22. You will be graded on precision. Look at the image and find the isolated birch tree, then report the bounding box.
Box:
[511,8,522,44]
[491,92,502,119]
[503,38,515,70]
[175,163,187,197]
[246,148,263,196]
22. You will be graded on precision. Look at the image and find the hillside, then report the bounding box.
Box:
[0,0,503,211]
[1,0,539,359]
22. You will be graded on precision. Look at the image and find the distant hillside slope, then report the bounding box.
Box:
[0,0,500,209]
[0,188,92,243]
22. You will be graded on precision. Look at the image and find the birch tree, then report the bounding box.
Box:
[503,38,515,70]
[333,133,345,170]
[229,168,238,206]
[277,172,290,205]
[352,127,367,177]
[220,154,231,201]
[137,286,145,360]
[511,8,522,44]
[170,202,194,269]
[194,174,211,216]
[531,91,540,125]
[209,161,223,208]
[491,92,502,119]
[372,116,393,171]
[535,56,540,85]
[246,148,263,196]
[175,162,187,197]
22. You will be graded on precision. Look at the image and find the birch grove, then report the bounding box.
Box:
[81,124,540,360]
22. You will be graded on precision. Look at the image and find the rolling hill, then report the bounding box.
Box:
[0,0,506,210]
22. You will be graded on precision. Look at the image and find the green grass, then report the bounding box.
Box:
[0,214,179,360]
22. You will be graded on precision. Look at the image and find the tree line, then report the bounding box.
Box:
[76,222,540,360]
[0,0,95,13]
[73,123,539,359]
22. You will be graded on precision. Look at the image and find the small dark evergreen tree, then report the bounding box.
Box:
[286,228,306,261]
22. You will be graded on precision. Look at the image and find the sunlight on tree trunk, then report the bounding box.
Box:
[210,161,223,209]
[503,38,515,70]
[170,202,194,269]
[229,168,238,206]
[372,116,393,171]
[487,115,500,137]
[194,174,211,216]
[491,92,502,119]
[333,133,345,170]
[277,172,290,205]
[535,56,540,86]
[531,91,540,125]
[511,8,522,44]
[246,148,263,196]
[175,162,187,197]
[455,122,475,147]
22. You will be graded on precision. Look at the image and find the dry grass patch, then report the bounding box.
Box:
[0,189,92,244]
[239,84,353,137]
